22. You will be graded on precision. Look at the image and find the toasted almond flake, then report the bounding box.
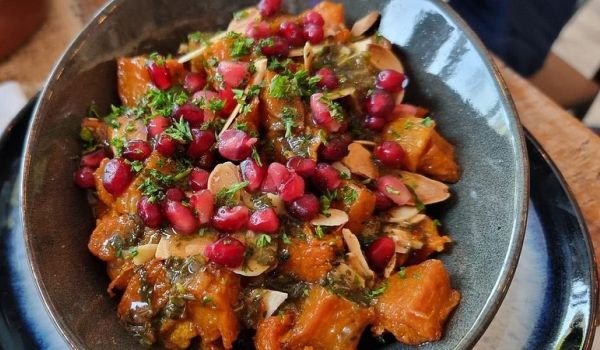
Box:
[132,244,158,265]
[409,214,427,224]
[155,236,171,259]
[342,228,374,280]
[385,206,420,223]
[387,227,424,251]
[398,171,450,204]
[351,11,380,37]
[332,162,351,178]
[261,290,288,317]
[303,41,315,71]
[177,31,228,64]
[155,236,214,260]
[383,253,397,278]
[342,143,379,179]
[325,87,356,100]
[207,162,242,201]
[368,43,405,73]
[226,7,260,33]
[289,43,326,57]
[266,193,286,215]
[353,140,377,146]
[232,259,271,277]
[311,209,349,226]
[349,36,375,52]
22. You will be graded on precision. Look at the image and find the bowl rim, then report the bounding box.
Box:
[19,0,529,349]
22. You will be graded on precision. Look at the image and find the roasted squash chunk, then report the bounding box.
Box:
[418,130,460,183]
[117,57,152,107]
[333,180,376,234]
[372,259,460,345]
[255,313,294,350]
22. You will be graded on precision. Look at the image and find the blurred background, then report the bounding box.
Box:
[0,0,599,130]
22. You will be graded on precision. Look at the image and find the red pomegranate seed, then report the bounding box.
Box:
[189,167,210,191]
[258,0,282,17]
[246,21,274,40]
[173,103,204,127]
[187,129,215,159]
[319,133,351,162]
[212,205,249,232]
[286,156,316,178]
[165,187,185,202]
[184,72,207,93]
[367,236,396,271]
[102,158,133,196]
[374,141,406,168]
[219,87,237,116]
[374,191,394,211]
[218,61,250,88]
[312,163,341,191]
[364,116,386,131]
[286,193,320,221]
[193,90,220,120]
[137,196,163,228]
[204,237,246,268]
[80,148,106,168]
[164,200,199,235]
[218,129,257,161]
[304,11,325,26]
[260,36,290,57]
[147,61,172,90]
[279,21,304,46]
[366,89,394,119]
[123,140,151,161]
[248,208,280,234]
[279,173,305,202]
[310,93,341,132]
[73,167,96,188]
[376,69,408,92]
[376,175,411,206]
[156,134,178,157]
[303,23,324,44]
[315,67,339,90]
[147,116,171,138]
[190,190,214,225]
[261,162,291,193]
[240,157,267,192]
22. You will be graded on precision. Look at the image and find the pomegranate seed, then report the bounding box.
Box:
[219,87,237,116]
[218,61,250,88]
[123,140,151,161]
[258,0,282,17]
[261,162,291,193]
[376,175,411,206]
[279,21,304,46]
[367,236,396,271]
[248,208,280,234]
[303,11,325,26]
[173,103,204,127]
[80,149,106,168]
[286,156,316,178]
[165,187,185,202]
[218,129,257,161]
[73,167,96,188]
[366,89,394,119]
[315,67,339,90]
[364,116,386,131]
[312,163,341,192]
[193,90,220,120]
[204,237,246,268]
[156,134,178,157]
[184,72,207,93]
[246,21,274,40]
[190,190,214,225]
[212,205,249,232]
[319,133,351,162]
[102,159,133,196]
[187,129,215,159]
[279,173,305,202]
[374,191,394,211]
[189,167,210,191]
[164,200,199,235]
[310,93,341,132]
[148,116,171,138]
[137,196,163,228]
[286,193,320,221]
[374,141,406,168]
[303,23,324,44]
[260,36,290,57]
[376,69,408,92]
[240,157,267,192]
[147,61,171,90]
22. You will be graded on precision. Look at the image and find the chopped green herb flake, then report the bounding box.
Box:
[341,186,358,207]
[319,95,344,122]
[216,181,249,207]
[251,147,263,166]
[256,234,272,248]
[129,247,139,257]
[282,232,291,245]
[368,281,388,299]
[432,219,442,227]
[164,118,193,143]
[315,225,325,239]
[280,107,299,138]
[398,267,407,278]
[230,36,255,58]
[233,9,249,20]
[110,136,126,157]
[421,117,434,127]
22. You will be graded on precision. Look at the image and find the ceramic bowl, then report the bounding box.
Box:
[21,0,529,348]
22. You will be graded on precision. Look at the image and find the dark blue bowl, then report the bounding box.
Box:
[21,0,528,348]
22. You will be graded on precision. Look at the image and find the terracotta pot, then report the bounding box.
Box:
[0,0,48,60]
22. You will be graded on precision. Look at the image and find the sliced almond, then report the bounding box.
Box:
[368,44,404,73]
[132,244,158,265]
[207,162,242,201]
[342,228,374,280]
[331,161,351,179]
[303,41,315,72]
[232,258,271,277]
[383,253,397,278]
[409,214,427,225]
[353,140,377,147]
[266,193,286,215]
[351,11,380,37]
[325,87,356,100]
[155,236,171,259]
[385,206,420,224]
[261,290,288,317]
[289,43,326,57]
[387,227,424,252]
[342,143,379,179]
[311,209,349,226]
[231,231,275,276]
[227,7,260,33]
[398,171,450,204]
[155,236,214,260]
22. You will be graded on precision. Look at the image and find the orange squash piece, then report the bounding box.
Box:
[333,180,376,234]
[418,130,460,183]
[255,313,294,350]
[117,57,152,107]
[406,216,452,265]
[88,211,138,261]
[311,1,351,43]
[372,259,460,345]
[383,116,436,172]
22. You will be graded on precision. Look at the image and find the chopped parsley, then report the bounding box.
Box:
[314,225,325,239]
[432,219,442,227]
[251,147,263,166]
[127,160,144,173]
[368,281,388,299]
[268,69,320,99]
[281,232,291,245]
[280,107,299,138]
[256,234,272,248]
[269,74,297,99]
[128,247,139,257]
[148,52,166,66]
[341,186,358,207]
[398,267,407,279]
[421,116,434,127]
[110,136,126,157]
[215,181,249,207]
[228,32,255,58]
[318,129,328,145]
[319,95,344,122]
[164,118,192,143]
[406,185,425,211]
[141,87,188,116]
[319,191,337,217]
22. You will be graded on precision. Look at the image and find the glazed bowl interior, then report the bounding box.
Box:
[21,0,528,348]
